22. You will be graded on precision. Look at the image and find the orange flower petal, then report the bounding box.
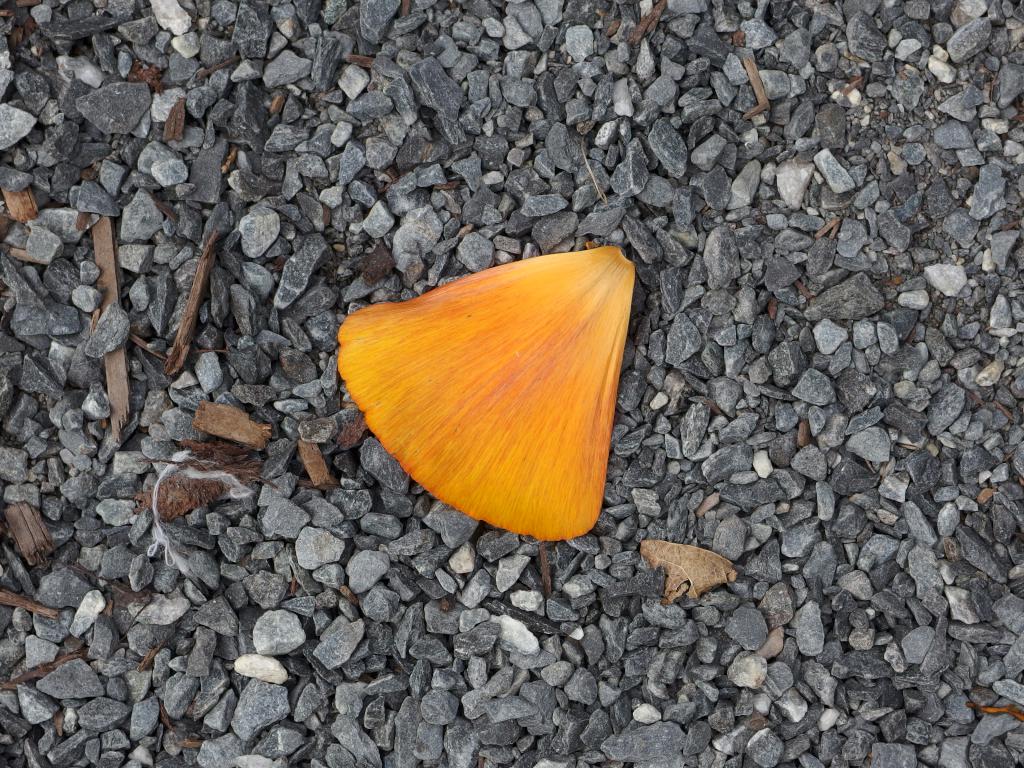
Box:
[337,245,635,540]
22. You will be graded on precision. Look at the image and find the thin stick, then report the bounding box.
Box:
[580,139,608,204]
[92,217,130,441]
[0,649,87,690]
[164,232,219,376]
[815,218,841,239]
[966,702,1024,722]
[195,54,239,80]
[741,57,771,119]
[0,589,59,618]
[130,334,167,360]
[538,542,552,598]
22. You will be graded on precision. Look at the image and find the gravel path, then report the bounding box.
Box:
[1,1,1023,767]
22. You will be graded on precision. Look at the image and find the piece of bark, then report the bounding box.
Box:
[192,401,270,449]
[1,187,37,222]
[0,589,59,618]
[627,0,667,45]
[164,232,219,376]
[92,217,130,441]
[0,649,87,691]
[298,440,336,489]
[2,502,53,566]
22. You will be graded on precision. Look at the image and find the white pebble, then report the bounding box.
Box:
[494,615,540,655]
[819,708,840,731]
[752,450,773,479]
[234,654,288,684]
[448,543,475,574]
[69,590,106,637]
[632,703,661,723]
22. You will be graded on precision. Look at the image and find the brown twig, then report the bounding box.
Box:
[814,218,841,239]
[130,334,167,360]
[538,542,552,598]
[841,75,864,96]
[195,54,239,80]
[269,94,286,115]
[164,232,220,376]
[741,57,771,119]
[400,0,410,15]
[344,53,375,68]
[967,702,1024,722]
[0,589,59,618]
[2,502,53,566]
[92,217,130,441]
[146,191,178,222]
[627,0,667,45]
[192,401,271,450]
[580,139,608,204]
[0,649,88,690]
[137,641,165,671]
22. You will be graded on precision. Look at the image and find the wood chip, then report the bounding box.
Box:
[92,217,130,441]
[741,57,771,119]
[0,589,59,618]
[627,0,667,45]
[221,145,238,174]
[977,487,995,504]
[163,97,186,142]
[1,187,38,222]
[297,440,336,489]
[639,540,737,602]
[2,502,53,566]
[797,419,811,448]
[0,649,87,691]
[694,492,720,518]
[164,232,219,376]
[269,93,286,114]
[192,401,271,449]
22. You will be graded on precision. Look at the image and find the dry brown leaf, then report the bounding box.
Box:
[640,539,737,602]
[163,97,186,142]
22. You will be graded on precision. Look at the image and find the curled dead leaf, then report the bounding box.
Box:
[639,539,737,602]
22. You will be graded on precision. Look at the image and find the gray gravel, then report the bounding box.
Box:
[1,1,1024,767]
